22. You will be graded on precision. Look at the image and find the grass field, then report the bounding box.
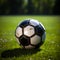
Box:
[0,16,60,60]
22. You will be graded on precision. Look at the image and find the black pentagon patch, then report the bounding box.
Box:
[35,24,45,37]
[19,20,29,28]
[19,36,30,46]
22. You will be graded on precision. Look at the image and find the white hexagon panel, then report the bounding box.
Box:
[30,19,39,26]
[25,45,35,49]
[24,26,35,37]
[31,35,41,45]
[16,27,22,37]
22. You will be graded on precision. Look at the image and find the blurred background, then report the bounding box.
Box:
[0,0,60,15]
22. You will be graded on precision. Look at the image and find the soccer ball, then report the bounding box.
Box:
[15,19,46,49]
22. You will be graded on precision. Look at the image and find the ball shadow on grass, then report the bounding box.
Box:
[1,48,41,58]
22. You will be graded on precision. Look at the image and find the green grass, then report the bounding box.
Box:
[0,16,60,60]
